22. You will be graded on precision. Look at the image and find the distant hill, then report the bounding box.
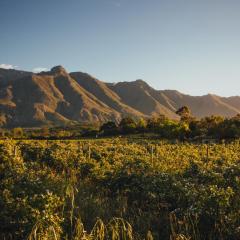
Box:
[0,66,239,127]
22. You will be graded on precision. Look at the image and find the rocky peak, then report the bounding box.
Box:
[50,65,67,75]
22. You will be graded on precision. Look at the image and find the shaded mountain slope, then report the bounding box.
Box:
[70,72,145,118]
[160,91,240,118]
[0,65,239,127]
[108,80,179,119]
[0,68,31,85]
[0,66,120,127]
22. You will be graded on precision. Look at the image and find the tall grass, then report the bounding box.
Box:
[27,217,135,240]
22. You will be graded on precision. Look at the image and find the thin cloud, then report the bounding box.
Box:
[32,67,48,73]
[0,64,18,69]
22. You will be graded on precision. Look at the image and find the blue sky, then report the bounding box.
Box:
[1,0,240,96]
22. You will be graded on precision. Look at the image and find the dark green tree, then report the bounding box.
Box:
[119,117,137,134]
[176,106,193,122]
[100,121,119,136]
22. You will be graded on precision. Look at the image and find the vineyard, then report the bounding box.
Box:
[1,138,240,239]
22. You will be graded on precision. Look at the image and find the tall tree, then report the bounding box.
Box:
[119,117,137,134]
[100,121,118,135]
[176,106,194,123]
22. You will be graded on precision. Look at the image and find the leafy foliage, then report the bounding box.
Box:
[1,139,240,239]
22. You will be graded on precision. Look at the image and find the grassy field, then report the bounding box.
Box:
[1,138,240,239]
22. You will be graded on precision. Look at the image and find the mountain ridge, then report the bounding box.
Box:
[0,66,239,127]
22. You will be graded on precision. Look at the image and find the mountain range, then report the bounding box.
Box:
[0,65,239,127]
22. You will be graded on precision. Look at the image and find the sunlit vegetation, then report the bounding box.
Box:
[100,111,240,141]
[1,139,240,239]
[1,108,240,142]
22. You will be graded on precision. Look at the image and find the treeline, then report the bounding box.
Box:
[1,106,240,140]
[0,124,96,139]
[100,106,240,140]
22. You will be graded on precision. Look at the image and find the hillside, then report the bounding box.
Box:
[0,66,239,127]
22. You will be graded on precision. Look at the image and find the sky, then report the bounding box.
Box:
[0,0,240,97]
